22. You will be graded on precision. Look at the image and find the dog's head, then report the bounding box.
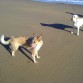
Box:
[28,33,43,48]
[72,14,78,22]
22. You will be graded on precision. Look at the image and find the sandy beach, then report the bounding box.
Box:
[0,0,83,83]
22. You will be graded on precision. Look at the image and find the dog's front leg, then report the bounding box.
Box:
[77,27,80,36]
[32,54,38,63]
[36,51,40,59]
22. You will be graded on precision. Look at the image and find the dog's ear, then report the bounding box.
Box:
[37,35,42,41]
[33,33,35,37]
[25,37,28,40]
[33,33,37,38]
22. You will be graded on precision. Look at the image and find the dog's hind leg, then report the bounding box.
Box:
[11,45,19,56]
[71,26,75,34]
[12,50,15,56]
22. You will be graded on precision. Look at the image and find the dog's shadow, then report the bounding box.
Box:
[66,12,83,17]
[40,23,73,32]
[0,36,33,62]
[19,47,33,62]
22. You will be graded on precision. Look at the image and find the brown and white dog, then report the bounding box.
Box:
[0,34,43,63]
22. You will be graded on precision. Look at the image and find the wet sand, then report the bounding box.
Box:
[0,0,83,83]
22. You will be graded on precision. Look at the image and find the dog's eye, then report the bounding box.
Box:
[34,41,36,43]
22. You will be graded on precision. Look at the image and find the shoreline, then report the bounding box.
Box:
[33,0,83,6]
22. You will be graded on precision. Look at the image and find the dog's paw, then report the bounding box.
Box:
[77,33,79,36]
[34,61,38,64]
[12,54,15,56]
[12,53,15,56]
[36,56,40,58]
[71,32,74,34]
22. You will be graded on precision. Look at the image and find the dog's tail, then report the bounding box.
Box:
[0,35,10,45]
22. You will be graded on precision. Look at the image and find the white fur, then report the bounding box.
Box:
[0,35,10,45]
[71,15,83,36]
[34,41,43,63]
[35,43,42,51]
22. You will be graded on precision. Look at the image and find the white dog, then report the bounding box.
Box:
[71,14,83,36]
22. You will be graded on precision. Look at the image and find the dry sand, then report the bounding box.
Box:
[0,0,83,83]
